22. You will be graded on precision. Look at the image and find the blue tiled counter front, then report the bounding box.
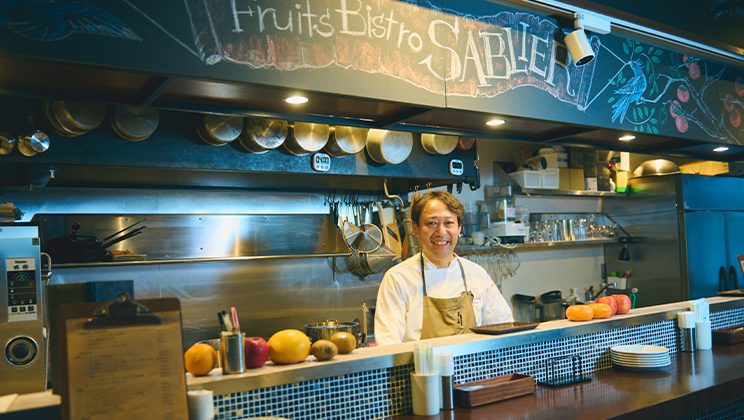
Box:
[186,297,744,420]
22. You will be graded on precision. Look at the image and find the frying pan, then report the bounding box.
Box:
[42,219,147,263]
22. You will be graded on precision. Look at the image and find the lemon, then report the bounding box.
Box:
[330,331,356,354]
[184,343,217,376]
[267,329,311,364]
[311,340,338,361]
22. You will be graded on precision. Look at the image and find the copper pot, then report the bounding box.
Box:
[421,133,458,155]
[43,100,105,137]
[197,114,243,146]
[111,106,159,141]
[366,129,413,164]
[239,118,288,153]
[284,122,330,156]
[324,126,368,157]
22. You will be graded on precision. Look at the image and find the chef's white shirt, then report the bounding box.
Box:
[374,252,514,345]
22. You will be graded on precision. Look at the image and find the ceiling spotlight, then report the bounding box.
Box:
[486,119,505,126]
[619,135,635,141]
[713,146,729,152]
[284,95,308,104]
[565,12,611,67]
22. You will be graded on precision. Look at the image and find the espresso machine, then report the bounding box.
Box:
[0,225,46,395]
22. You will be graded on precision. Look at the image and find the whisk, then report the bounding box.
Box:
[503,250,521,277]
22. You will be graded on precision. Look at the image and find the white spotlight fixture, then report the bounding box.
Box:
[486,119,505,126]
[284,95,308,104]
[713,146,729,152]
[565,12,611,67]
[619,135,635,141]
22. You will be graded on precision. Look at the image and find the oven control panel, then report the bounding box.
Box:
[6,258,38,322]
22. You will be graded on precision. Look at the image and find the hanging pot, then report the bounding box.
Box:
[283,122,329,156]
[197,114,243,146]
[457,137,476,150]
[421,133,458,155]
[324,126,368,157]
[366,129,412,164]
[17,131,50,157]
[0,132,15,155]
[43,100,105,137]
[111,106,159,141]
[239,118,288,153]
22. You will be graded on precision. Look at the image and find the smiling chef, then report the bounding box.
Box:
[374,190,513,345]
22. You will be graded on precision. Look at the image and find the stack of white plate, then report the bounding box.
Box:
[610,345,671,371]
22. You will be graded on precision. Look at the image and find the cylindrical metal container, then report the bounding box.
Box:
[220,332,245,374]
[304,319,359,344]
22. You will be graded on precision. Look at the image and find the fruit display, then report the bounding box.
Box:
[566,304,594,321]
[184,343,218,376]
[330,331,357,354]
[594,296,618,315]
[267,329,312,364]
[311,340,338,361]
[566,294,633,322]
[588,303,613,319]
[244,336,270,368]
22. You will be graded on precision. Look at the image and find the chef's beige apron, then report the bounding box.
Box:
[419,256,477,340]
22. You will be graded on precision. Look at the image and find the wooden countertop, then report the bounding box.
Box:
[392,344,744,420]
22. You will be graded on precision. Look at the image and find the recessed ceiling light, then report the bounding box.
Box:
[285,95,308,104]
[713,146,729,152]
[486,119,505,126]
[619,135,635,141]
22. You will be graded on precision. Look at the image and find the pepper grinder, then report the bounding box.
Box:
[677,311,696,352]
[438,353,455,410]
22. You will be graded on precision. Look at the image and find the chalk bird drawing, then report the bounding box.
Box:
[611,60,647,123]
[0,0,139,41]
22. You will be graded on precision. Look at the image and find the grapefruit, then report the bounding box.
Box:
[184,343,218,376]
[267,329,311,364]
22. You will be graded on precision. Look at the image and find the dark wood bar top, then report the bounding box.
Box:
[393,344,744,420]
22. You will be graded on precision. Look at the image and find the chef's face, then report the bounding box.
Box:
[413,199,461,267]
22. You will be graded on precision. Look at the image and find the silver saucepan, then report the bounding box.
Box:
[305,319,360,346]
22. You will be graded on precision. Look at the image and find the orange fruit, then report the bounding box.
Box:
[184,343,217,376]
[588,303,613,319]
[330,331,356,354]
[267,329,311,364]
[311,340,338,361]
[566,305,594,321]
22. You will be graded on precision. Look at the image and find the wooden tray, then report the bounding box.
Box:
[712,325,744,344]
[471,322,538,335]
[454,374,535,407]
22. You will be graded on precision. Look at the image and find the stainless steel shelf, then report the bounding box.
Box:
[51,252,353,269]
[456,238,618,252]
[518,189,628,197]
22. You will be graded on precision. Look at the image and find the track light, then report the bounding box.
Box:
[565,12,611,67]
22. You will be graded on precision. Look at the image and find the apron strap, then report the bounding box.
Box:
[421,255,468,296]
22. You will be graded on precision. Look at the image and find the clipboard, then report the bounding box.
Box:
[57,294,188,420]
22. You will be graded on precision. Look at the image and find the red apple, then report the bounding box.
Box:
[595,296,617,316]
[611,294,632,315]
[244,336,269,368]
